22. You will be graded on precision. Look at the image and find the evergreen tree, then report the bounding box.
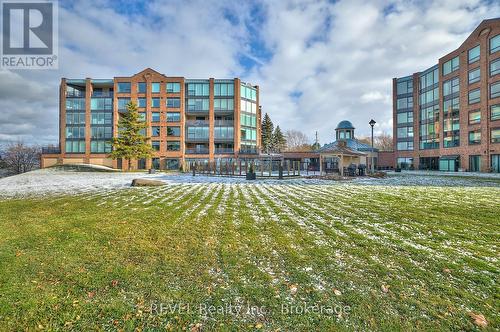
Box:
[110,101,153,170]
[261,113,274,154]
[273,126,287,153]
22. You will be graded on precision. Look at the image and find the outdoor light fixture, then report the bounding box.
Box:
[369,119,376,173]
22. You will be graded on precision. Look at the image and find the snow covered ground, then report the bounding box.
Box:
[0,168,498,198]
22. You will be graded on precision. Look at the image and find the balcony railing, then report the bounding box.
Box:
[214,135,234,141]
[215,148,234,154]
[42,146,61,154]
[185,147,209,154]
[66,91,85,98]
[91,91,114,98]
[186,108,209,114]
[186,120,209,126]
[185,136,209,142]
[239,147,259,154]
[214,120,234,126]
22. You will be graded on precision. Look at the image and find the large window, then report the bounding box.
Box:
[468,89,480,104]
[240,114,257,127]
[91,112,112,125]
[118,98,131,110]
[468,110,481,124]
[397,111,413,124]
[138,97,146,108]
[397,126,413,138]
[468,130,481,145]
[165,159,179,170]
[492,154,500,173]
[117,82,131,93]
[443,56,459,75]
[443,97,459,115]
[419,67,439,90]
[187,83,209,96]
[214,98,234,111]
[167,112,180,122]
[167,97,180,108]
[397,96,413,109]
[396,79,413,95]
[66,98,86,110]
[137,82,146,93]
[151,83,160,93]
[214,126,234,139]
[397,157,413,170]
[490,34,500,54]
[491,82,500,99]
[66,126,85,139]
[468,45,480,64]
[443,77,459,96]
[240,85,257,101]
[65,141,85,153]
[241,128,257,141]
[492,128,500,143]
[396,141,413,151]
[166,82,180,93]
[151,97,160,108]
[90,98,112,110]
[152,141,160,151]
[240,99,257,114]
[152,126,160,137]
[468,68,480,84]
[491,104,500,121]
[66,112,85,125]
[214,83,234,96]
[152,112,160,122]
[167,141,180,151]
[91,127,112,139]
[490,58,500,77]
[90,141,111,153]
[167,126,180,137]
[187,98,209,111]
[186,127,208,140]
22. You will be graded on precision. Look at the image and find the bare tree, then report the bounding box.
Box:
[375,132,394,151]
[3,142,41,174]
[285,129,312,151]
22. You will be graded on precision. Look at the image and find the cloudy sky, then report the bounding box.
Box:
[1,0,499,146]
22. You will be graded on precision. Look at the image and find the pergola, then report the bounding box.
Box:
[318,143,367,176]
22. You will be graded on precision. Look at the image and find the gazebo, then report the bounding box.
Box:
[318,141,367,176]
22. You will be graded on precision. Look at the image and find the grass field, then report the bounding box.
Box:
[0,173,499,330]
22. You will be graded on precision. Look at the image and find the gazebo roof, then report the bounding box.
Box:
[335,120,355,130]
[318,143,366,156]
[319,138,379,153]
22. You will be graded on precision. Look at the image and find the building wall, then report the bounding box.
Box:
[393,19,500,172]
[42,68,261,169]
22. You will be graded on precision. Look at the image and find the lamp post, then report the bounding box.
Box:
[369,119,376,173]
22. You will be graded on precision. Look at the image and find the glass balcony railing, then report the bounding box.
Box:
[215,148,234,154]
[185,147,209,154]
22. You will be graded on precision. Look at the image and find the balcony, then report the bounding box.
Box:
[186,108,209,114]
[214,120,234,126]
[186,120,209,126]
[66,90,85,98]
[215,148,234,154]
[91,91,113,98]
[185,147,209,154]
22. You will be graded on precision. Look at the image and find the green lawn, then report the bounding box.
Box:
[0,182,498,331]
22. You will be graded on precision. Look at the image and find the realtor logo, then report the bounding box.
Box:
[1,0,58,69]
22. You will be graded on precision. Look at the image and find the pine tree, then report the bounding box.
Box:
[261,113,274,154]
[110,101,153,170]
[273,126,287,153]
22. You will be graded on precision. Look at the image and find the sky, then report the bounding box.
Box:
[1,0,499,146]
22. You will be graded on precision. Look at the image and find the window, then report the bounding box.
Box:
[240,128,257,141]
[167,97,180,108]
[90,141,111,153]
[137,82,146,93]
[167,126,180,137]
[186,127,209,140]
[117,82,131,93]
[66,126,85,139]
[397,157,413,170]
[240,114,256,127]
[167,112,180,122]
[468,131,481,145]
[443,56,459,75]
[491,104,500,121]
[419,68,438,90]
[397,141,413,151]
[397,112,413,124]
[91,127,112,139]
[214,126,234,139]
[396,79,413,95]
[240,99,257,114]
[443,97,459,115]
[152,158,160,169]
[443,134,460,148]
[165,159,179,170]
[152,126,160,137]
[65,141,85,153]
[151,83,160,93]
[138,97,146,108]
[492,128,500,143]
[118,98,131,110]
[167,141,180,151]
[468,89,480,104]
[152,112,160,122]
[468,68,480,84]
[397,126,413,138]
[469,155,481,172]
[166,82,180,93]
[468,45,480,63]
[187,98,209,111]
[491,81,500,99]
[490,58,500,77]
[91,112,112,125]
[468,110,481,125]
[66,112,85,125]
[492,154,500,173]
[152,141,160,151]
[240,85,257,101]
[397,96,413,109]
[138,112,146,122]
[152,97,160,108]
[214,98,234,111]
[91,98,112,110]
[187,83,209,96]
[214,83,234,96]
[490,34,500,54]
[443,77,459,96]
[66,98,86,110]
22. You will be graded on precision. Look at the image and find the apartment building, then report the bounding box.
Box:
[393,18,500,172]
[41,68,261,170]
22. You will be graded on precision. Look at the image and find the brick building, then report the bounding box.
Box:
[41,68,261,170]
[393,18,500,172]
